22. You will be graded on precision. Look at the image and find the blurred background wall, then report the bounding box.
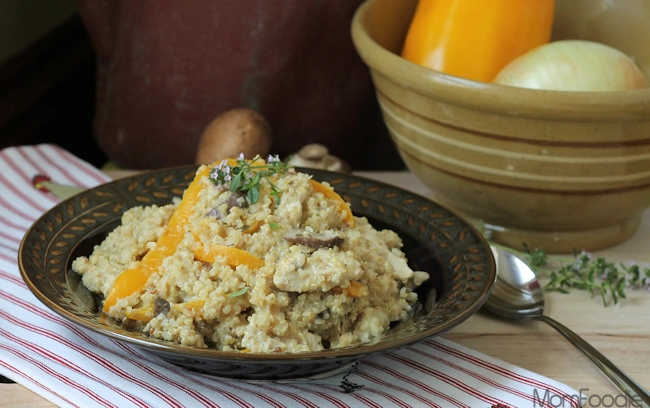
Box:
[0,0,76,62]
[0,1,404,171]
[0,0,107,166]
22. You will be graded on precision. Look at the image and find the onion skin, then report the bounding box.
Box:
[493,40,648,91]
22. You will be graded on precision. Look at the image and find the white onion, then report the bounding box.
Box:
[493,40,648,91]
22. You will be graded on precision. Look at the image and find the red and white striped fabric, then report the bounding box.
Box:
[0,144,580,408]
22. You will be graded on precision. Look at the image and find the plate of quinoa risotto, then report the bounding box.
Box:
[19,156,496,380]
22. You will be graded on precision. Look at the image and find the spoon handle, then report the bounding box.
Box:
[535,314,650,406]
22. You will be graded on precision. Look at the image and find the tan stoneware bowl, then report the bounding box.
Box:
[351,0,650,253]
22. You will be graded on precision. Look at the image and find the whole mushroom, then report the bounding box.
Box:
[195,108,272,165]
[287,144,350,173]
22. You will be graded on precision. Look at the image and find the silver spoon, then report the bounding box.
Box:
[485,246,650,406]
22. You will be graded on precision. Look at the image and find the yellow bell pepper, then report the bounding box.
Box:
[401,0,555,82]
[102,165,212,312]
[193,243,265,270]
[309,179,354,227]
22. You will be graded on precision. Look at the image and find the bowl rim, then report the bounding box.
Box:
[351,0,650,120]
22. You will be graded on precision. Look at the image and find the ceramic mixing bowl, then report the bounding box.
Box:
[351,0,650,253]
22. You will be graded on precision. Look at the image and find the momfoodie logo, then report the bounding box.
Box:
[533,388,644,407]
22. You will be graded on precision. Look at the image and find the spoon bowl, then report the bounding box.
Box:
[485,246,650,406]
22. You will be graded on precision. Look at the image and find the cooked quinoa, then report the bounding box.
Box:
[73,160,429,353]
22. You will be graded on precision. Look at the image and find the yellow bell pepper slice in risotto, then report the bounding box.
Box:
[193,243,265,270]
[102,165,212,312]
[308,179,354,227]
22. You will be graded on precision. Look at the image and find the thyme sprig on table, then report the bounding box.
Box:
[208,154,291,204]
[522,245,650,306]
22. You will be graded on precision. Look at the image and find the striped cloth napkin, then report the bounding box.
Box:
[0,144,580,408]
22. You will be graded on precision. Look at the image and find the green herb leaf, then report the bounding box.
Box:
[208,154,291,204]
[247,187,259,204]
[227,287,248,298]
[525,247,650,306]
[522,243,547,270]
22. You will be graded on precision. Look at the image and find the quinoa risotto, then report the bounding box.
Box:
[72,156,429,353]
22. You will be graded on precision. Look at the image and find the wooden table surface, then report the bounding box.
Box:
[4,171,649,406]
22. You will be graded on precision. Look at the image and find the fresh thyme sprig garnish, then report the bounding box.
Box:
[522,246,650,306]
[208,153,292,204]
